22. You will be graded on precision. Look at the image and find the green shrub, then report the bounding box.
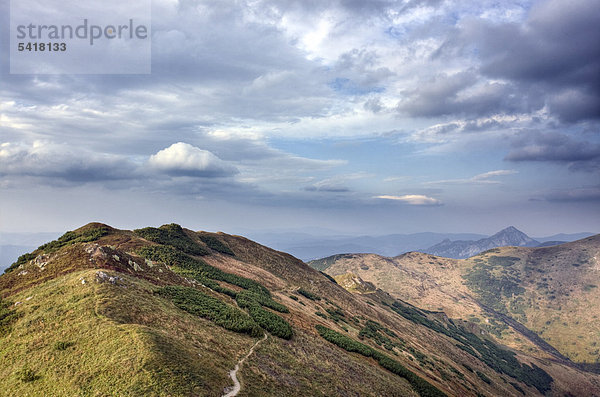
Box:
[17,367,39,383]
[389,299,552,393]
[297,288,321,301]
[320,271,337,283]
[510,382,525,395]
[476,371,491,384]
[197,234,234,255]
[4,252,37,273]
[359,320,401,351]
[247,304,292,340]
[487,256,520,267]
[140,238,291,339]
[235,291,292,339]
[38,226,111,254]
[463,263,524,313]
[289,295,298,301]
[235,290,288,313]
[315,325,446,397]
[138,246,269,296]
[54,341,74,351]
[0,298,21,336]
[157,286,262,337]
[5,226,110,273]
[135,224,209,256]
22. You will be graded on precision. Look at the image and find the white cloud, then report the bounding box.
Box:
[425,170,518,185]
[148,142,238,177]
[374,194,442,206]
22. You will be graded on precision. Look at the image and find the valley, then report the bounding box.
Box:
[311,235,600,364]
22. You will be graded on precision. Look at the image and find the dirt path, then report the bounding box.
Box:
[222,333,267,397]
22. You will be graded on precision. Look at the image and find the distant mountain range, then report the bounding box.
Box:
[1,228,595,269]
[309,234,600,365]
[422,226,540,259]
[247,228,595,261]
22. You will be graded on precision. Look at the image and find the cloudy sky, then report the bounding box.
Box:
[1,0,599,236]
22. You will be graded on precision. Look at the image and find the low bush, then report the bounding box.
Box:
[389,300,552,393]
[235,291,292,339]
[39,226,111,254]
[54,341,75,351]
[157,286,262,337]
[476,371,491,384]
[4,252,37,273]
[17,367,39,383]
[197,234,234,255]
[247,304,292,340]
[315,325,446,397]
[0,298,21,336]
[297,288,321,301]
[135,224,209,256]
[5,226,110,273]
[138,246,270,296]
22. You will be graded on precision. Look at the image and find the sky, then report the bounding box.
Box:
[1,0,599,237]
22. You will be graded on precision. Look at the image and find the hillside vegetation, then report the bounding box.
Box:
[312,235,600,364]
[1,223,599,396]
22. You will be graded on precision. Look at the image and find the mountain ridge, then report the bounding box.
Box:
[310,234,600,366]
[246,228,596,261]
[423,226,541,259]
[2,223,599,396]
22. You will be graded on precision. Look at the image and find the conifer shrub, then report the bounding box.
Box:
[388,300,553,393]
[54,341,74,351]
[247,304,293,340]
[197,234,234,255]
[17,367,39,383]
[315,325,446,397]
[235,291,292,339]
[39,226,111,253]
[5,225,111,273]
[0,298,20,336]
[297,288,321,301]
[157,286,262,337]
[135,224,209,256]
[4,252,37,273]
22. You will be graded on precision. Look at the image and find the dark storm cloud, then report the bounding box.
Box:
[536,186,600,203]
[0,142,138,183]
[464,0,600,122]
[397,71,543,118]
[505,131,600,172]
[397,0,599,123]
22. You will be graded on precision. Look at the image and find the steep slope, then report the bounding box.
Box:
[314,235,600,365]
[423,227,540,259]
[1,223,599,396]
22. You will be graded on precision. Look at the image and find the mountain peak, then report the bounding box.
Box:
[424,226,540,259]
[495,226,525,236]
[489,226,537,245]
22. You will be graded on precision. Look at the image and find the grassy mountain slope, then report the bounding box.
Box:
[311,235,600,365]
[1,223,599,396]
